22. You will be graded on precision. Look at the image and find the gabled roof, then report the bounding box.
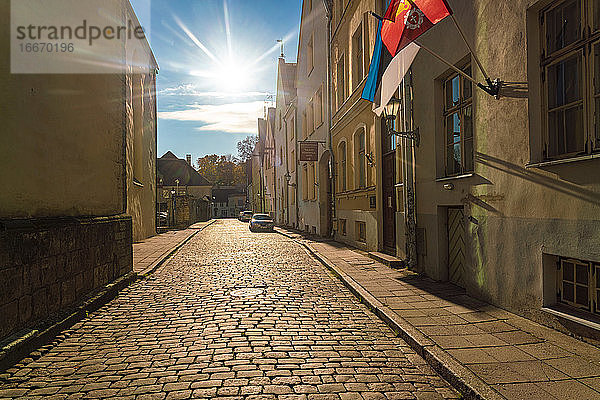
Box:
[158,151,211,187]
[277,59,297,107]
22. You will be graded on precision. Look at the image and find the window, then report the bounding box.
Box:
[352,23,364,90]
[314,86,323,128]
[382,117,397,153]
[336,54,346,110]
[307,99,314,135]
[340,219,347,235]
[558,257,600,315]
[307,0,312,14]
[302,111,308,139]
[356,221,366,242]
[338,141,347,191]
[308,162,316,200]
[302,164,309,200]
[355,129,366,188]
[541,0,600,159]
[290,149,296,172]
[443,64,473,176]
[307,35,314,75]
[290,116,295,140]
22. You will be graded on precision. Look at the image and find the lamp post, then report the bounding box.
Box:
[382,96,420,147]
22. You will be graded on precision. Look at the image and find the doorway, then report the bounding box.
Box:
[319,151,332,237]
[447,207,466,288]
[382,120,396,255]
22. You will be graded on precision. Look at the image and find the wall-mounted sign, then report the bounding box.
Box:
[299,141,319,161]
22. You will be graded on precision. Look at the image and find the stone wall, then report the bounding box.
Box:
[0,216,133,342]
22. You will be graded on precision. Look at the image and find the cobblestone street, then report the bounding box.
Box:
[0,220,458,400]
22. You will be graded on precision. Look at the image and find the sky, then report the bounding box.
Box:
[130,0,303,163]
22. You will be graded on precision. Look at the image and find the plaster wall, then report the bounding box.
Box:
[296,0,329,233]
[125,72,157,242]
[0,1,125,219]
[406,0,600,327]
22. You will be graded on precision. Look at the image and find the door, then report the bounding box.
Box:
[382,122,396,255]
[447,208,466,288]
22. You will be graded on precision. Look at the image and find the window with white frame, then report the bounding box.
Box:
[307,99,314,135]
[336,54,346,110]
[338,141,347,191]
[443,63,473,176]
[558,257,600,315]
[352,23,364,90]
[314,86,323,128]
[355,129,366,188]
[302,164,309,200]
[540,0,600,159]
[307,35,314,76]
[308,162,316,199]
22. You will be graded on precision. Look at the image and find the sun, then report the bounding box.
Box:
[212,62,253,93]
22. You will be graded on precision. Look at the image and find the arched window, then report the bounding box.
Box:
[354,129,366,188]
[338,141,347,191]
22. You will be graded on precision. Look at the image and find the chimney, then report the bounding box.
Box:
[186,154,192,165]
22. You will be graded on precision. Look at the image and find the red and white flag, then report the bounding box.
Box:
[381,0,452,56]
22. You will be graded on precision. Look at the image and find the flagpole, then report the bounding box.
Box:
[415,41,478,85]
[450,15,491,83]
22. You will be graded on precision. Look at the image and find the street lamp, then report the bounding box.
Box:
[284,172,296,187]
[382,96,420,147]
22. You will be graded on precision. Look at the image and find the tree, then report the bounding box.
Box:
[237,135,259,162]
[196,154,246,186]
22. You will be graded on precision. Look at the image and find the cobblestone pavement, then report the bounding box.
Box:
[0,220,459,400]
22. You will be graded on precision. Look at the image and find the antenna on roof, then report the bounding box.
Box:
[264,94,273,118]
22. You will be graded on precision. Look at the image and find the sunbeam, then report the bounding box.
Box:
[172,13,221,65]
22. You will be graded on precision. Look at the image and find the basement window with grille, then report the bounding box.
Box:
[557,257,600,315]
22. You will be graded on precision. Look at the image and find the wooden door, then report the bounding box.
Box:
[447,208,466,288]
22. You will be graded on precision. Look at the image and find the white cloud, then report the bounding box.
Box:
[158,101,264,134]
[159,84,270,99]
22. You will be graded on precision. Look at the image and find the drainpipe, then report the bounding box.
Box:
[323,0,336,238]
[295,107,300,229]
[401,70,417,269]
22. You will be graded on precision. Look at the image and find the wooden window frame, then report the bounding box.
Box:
[540,0,600,160]
[442,63,473,177]
[557,257,600,315]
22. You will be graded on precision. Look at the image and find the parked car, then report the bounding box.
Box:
[239,210,254,222]
[249,214,274,232]
[157,211,168,226]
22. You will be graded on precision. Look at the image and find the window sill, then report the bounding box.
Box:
[527,153,600,168]
[542,304,600,332]
[435,173,474,183]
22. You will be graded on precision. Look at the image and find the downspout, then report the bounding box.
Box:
[295,107,300,228]
[284,118,289,226]
[323,0,336,238]
[401,70,417,268]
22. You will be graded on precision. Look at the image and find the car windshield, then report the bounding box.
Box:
[243,212,253,216]
[253,214,272,221]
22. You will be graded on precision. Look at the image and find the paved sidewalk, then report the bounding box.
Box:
[133,220,215,275]
[276,227,600,400]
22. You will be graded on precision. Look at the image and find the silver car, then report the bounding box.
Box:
[249,214,274,232]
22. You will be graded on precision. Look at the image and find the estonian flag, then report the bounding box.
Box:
[361,18,420,116]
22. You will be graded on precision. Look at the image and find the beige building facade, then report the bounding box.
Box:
[296,0,333,236]
[330,0,385,251]
[273,58,297,226]
[397,0,600,338]
[0,0,157,342]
